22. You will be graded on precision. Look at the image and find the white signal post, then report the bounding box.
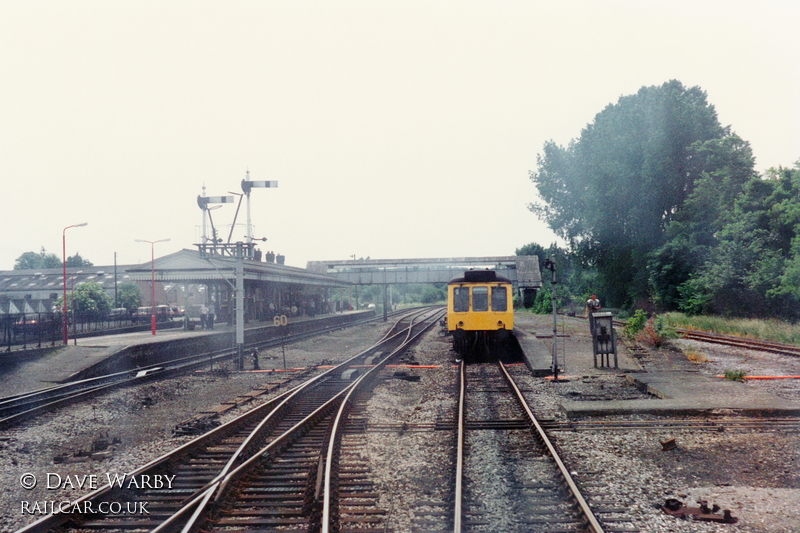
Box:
[241,171,278,247]
[197,192,235,250]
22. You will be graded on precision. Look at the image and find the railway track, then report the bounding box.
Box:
[678,329,800,357]
[453,361,636,533]
[0,311,397,430]
[15,307,443,533]
[611,316,800,358]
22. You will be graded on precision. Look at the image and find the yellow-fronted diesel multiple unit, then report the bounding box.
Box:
[447,270,514,355]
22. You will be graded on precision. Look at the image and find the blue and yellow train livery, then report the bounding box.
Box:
[447,270,514,357]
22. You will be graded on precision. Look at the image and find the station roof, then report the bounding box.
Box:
[125,249,349,288]
[0,250,349,311]
[0,265,140,305]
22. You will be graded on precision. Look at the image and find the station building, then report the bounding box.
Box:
[0,248,349,327]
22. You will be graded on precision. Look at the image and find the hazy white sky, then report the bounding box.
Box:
[1,1,798,270]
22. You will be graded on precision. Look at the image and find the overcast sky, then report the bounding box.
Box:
[1,1,798,271]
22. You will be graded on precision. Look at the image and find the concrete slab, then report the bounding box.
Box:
[560,397,800,418]
[513,313,800,418]
[513,312,641,376]
[512,326,553,376]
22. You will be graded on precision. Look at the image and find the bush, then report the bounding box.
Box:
[724,369,747,382]
[623,309,648,341]
[420,287,446,304]
[638,314,679,348]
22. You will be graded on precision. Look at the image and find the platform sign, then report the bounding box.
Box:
[274,315,288,368]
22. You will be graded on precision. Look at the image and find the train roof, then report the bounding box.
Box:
[449,270,512,284]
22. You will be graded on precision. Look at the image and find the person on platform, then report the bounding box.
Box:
[200,304,209,330]
[586,294,601,331]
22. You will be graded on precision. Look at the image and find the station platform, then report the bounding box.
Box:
[0,311,372,396]
[514,313,800,418]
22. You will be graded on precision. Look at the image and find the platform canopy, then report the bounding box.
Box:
[306,256,542,289]
[126,249,349,288]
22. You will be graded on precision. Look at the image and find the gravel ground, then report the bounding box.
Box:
[0,320,389,532]
[363,315,800,533]
[3,313,799,533]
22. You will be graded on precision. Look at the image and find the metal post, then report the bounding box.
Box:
[135,238,169,335]
[150,243,156,335]
[62,223,87,345]
[544,259,559,380]
[236,241,245,370]
[383,284,388,322]
[113,252,118,309]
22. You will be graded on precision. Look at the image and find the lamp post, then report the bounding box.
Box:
[62,223,87,345]
[135,238,170,335]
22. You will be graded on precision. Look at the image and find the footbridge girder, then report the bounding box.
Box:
[306,256,542,290]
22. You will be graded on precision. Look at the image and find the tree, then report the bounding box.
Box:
[66,253,93,267]
[517,242,598,313]
[117,282,142,312]
[530,80,726,308]
[56,281,113,319]
[648,135,757,309]
[420,286,446,304]
[684,164,800,318]
[14,248,62,269]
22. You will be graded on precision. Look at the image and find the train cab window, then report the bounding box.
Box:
[472,287,489,311]
[453,287,470,312]
[491,286,508,312]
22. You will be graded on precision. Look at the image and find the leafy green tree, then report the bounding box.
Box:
[117,282,142,312]
[65,253,93,267]
[56,281,113,319]
[420,286,446,304]
[684,163,800,318]
[14,248,62,269]
[649,135,757,309]
[517,242,598,313]
[530,80,726,308]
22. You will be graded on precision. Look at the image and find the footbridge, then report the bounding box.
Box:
[306,256,542,291]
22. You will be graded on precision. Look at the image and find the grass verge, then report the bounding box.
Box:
[664,312,800,345]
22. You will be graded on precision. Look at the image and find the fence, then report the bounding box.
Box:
[0,312,173,352]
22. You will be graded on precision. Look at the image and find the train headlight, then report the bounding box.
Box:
[457,321,464,328]
[497,320,504,327]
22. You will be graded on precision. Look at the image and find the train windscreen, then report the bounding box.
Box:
[491,286,508,311]
[453,287,470,312]
[472,287,489,311]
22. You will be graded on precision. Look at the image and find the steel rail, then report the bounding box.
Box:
[321,308,445,533]
[0,309,408,429]
[11,384,297,533]
[497,361,606,533]
[453,359,466,533]
[152,308,438,533]
[169,311,442,533]
[679,329,800,357]
[153,387,351,533]
[13,309,430,533]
